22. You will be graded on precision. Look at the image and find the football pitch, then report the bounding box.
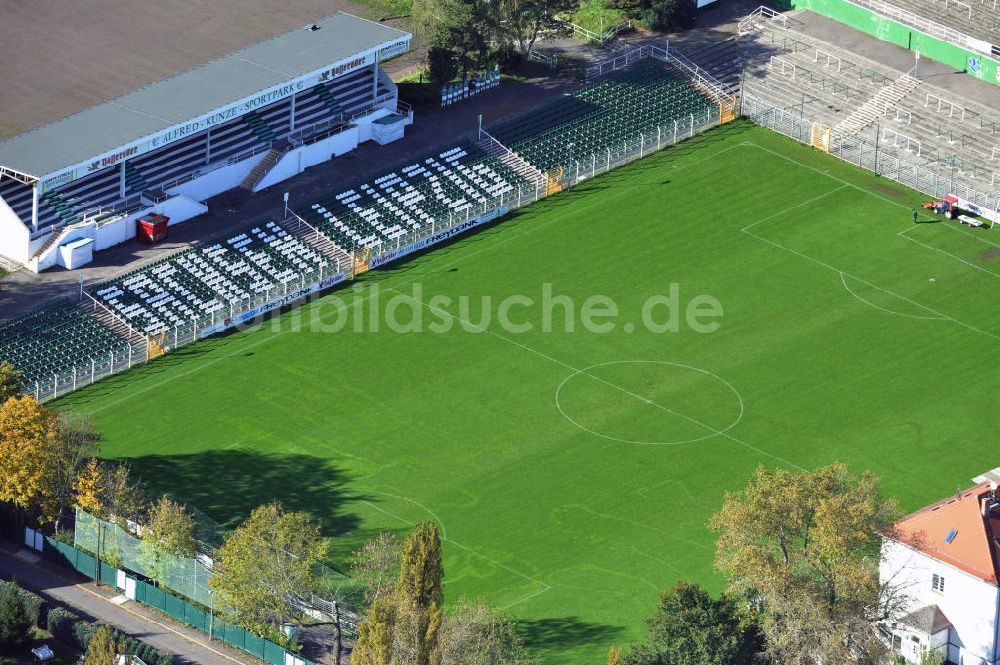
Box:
[56,122,1000,663]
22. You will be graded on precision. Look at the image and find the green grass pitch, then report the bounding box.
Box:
[55,122,1000,663]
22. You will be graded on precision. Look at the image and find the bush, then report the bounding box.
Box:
[0,581,31,654]
[642,0,696,31]
[47,607,173,664]
[0,579,46,628]
[47,607,84,649]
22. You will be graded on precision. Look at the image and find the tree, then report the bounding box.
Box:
[351,532,402,607]
[397,522,444,611]
[608,646,622,665]
[621,583,761,665]
[352,522,445,665]
[0,397,57,511]
[640,0,695,32]
[101,463,146,528]
[499,0,578,55]
[434,597,534,665]
[0,397,100,526]
[210,502,328,631]
[83,624,119,665]
[74,458,105,514]
[0,581,30,654]
[141,496,197,586]
[710,463,900,665]
[353,594,396,665]
[41,411,100,527]
[0,362,23,406]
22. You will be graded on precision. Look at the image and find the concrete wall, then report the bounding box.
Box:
[168,156,258,202]
[881,537,1000,664]
[0,195,30,264]
[255,126,360,192]
[789,0,1000,85]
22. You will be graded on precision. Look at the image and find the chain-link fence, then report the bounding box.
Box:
[741,91,1000,213]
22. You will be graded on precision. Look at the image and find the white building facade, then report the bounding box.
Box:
[880,482,1000,665]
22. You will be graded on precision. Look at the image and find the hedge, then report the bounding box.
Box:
[47,606,173,664]
[0,579,46,628]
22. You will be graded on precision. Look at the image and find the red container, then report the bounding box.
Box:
[137,214,169,243]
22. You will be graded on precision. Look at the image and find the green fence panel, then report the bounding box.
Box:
[43,538,77,570]
[99,562,117,586]
[184,603,208,633]
[245,633,266,661]
[221,620,246,651]
[164,594,187,623]
[262,639,286,665]
[145,584,166,612]
[75,551,97,579]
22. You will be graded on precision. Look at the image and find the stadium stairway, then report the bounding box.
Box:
[40,191,82,226]
[241,110,277,143]
[313,83,346,116]
[123,161,151,194]
[476,135,546,192]
[835,72,922,134]
[241,141,289,192]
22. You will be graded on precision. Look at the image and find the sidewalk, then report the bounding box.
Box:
[0,544,256,665]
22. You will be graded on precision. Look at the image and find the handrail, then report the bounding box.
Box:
[563,19,633,45]
[738,6,787,35]
[842,0,997,57]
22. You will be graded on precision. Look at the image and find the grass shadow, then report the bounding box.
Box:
[516,616,625,651]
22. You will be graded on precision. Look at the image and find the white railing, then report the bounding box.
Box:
[815,48,843,72]
[528,49,558,68]
[770,56,797,80]
[563,19,633,45]
[936,0,973,18]
[580,42,737,107]
[0,165,39,186]
[925,93,967,121]
[741,90,1000,215]
[738,5,787,35]
[844,0,994,56]
[882,127,922,155]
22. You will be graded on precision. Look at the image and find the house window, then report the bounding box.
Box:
[932,573,945,593]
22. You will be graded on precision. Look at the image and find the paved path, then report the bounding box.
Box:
[0,546,256,665]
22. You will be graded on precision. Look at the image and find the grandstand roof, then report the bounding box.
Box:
[0,12,408,181]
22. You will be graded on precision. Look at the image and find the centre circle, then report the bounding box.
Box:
[555,361,744,445]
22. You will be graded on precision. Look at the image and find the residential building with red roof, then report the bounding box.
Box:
[881,480,1000,664]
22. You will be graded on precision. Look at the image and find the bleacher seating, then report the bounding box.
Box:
[300,144,527,253]
[490,62,715,172]
[0,301,130,389]
[739,15,1000,197]
[92,219,330,335]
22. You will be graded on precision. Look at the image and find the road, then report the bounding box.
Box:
[0,546,256,665]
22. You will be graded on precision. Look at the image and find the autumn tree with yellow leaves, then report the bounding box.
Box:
[710,463,902,665]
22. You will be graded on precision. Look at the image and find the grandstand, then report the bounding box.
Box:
[491,62,716,173]
[784,0,1000,85]
[0,52,722,401]
[92,219,346,337]
[301,143,532,253]
[0,12,411,272]
[739,8,1000,209]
